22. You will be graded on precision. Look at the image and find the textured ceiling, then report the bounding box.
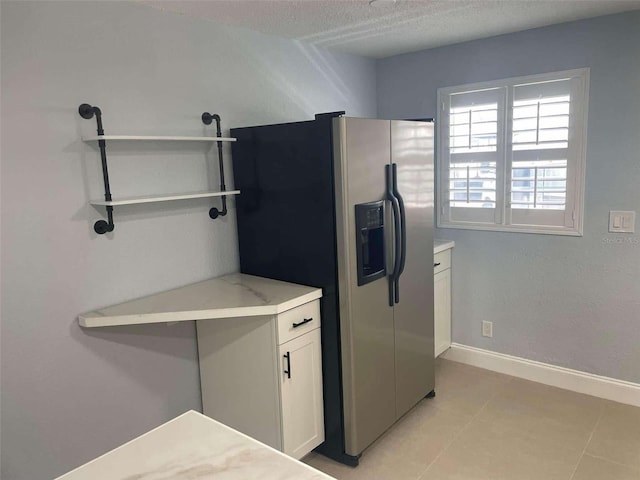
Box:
[141,0,640,58]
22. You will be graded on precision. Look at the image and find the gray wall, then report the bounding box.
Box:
[378,12,640,383]
[0,2,376,479]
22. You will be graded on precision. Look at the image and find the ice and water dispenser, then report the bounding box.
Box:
[355,201,386,286]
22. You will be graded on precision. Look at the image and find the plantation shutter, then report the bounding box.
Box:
[508,77,584,229]
[441,87,505,225]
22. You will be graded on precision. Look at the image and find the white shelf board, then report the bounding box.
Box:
[90,190,240,207]
[78,274,323,328]
[83,135,236,142]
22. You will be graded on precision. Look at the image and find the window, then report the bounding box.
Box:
[437,69,589,235]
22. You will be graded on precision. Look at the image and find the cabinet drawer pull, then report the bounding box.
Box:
[283,352,291,379]
[292,317,313,328]
[434,262,441,267]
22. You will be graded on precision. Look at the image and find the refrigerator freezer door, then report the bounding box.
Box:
[333,117,396,457]
[391,120,436,419]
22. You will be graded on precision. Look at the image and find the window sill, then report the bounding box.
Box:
[436,221,583,237]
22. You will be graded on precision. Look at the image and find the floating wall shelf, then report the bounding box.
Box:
[78,104,237,235]
[90,190,241,207]
[83,135,237,142]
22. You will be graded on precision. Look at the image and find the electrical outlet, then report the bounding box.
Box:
[482,321,493,338]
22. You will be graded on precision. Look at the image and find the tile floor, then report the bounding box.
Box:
[304,358,640,480]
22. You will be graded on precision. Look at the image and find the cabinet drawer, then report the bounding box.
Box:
[433,249,451,275]
[277,300,320,345]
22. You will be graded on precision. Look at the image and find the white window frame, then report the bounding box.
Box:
[436,68,589,236]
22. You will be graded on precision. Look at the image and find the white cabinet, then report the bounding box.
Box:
[279,328,324,458]
[197,299,324,460]
[434,244,453,357]
[434,267,452,357]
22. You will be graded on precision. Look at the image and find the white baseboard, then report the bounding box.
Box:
[441,343,640,407]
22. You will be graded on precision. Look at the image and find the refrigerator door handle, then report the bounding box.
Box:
[386,164,402,306]
[392,163,408,279]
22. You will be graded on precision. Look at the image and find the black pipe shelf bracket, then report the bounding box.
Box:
[78,104,239,235]
[202,112,228,220]
[79,103,114,235]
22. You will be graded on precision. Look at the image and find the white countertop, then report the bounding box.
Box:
[79,274,322,328]
[55,410,335,480]
[434,239,455,254]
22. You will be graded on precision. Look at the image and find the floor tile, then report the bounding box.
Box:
[571,454,640,480]
[305,402,472,480]
[304,454,361,480]
[304,449,420,480]
[420,417,583,480]
[304,359,640,480]
[586,401,640,469]
[430,359,513,417]
[364,402,474,476]
[475,378,606,452]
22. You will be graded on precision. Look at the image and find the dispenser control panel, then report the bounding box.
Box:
[355,200,386,286]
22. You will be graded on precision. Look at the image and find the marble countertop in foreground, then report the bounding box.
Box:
[79,273,322,328]
[56,410,335,480]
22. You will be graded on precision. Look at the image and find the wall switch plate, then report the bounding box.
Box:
[482,321,493,338]
[609,211,636,233]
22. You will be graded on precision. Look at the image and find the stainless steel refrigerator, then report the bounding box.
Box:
[231,114,435,466]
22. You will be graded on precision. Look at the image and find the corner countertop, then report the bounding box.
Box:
[55,410,335,480]
[79,274,322,328]
[434,239,455,254]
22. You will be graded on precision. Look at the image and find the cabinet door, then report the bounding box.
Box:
[434,268,452,357]
[279,328,325,459]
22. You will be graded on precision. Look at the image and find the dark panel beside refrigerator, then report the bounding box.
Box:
[231,113,356,465]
